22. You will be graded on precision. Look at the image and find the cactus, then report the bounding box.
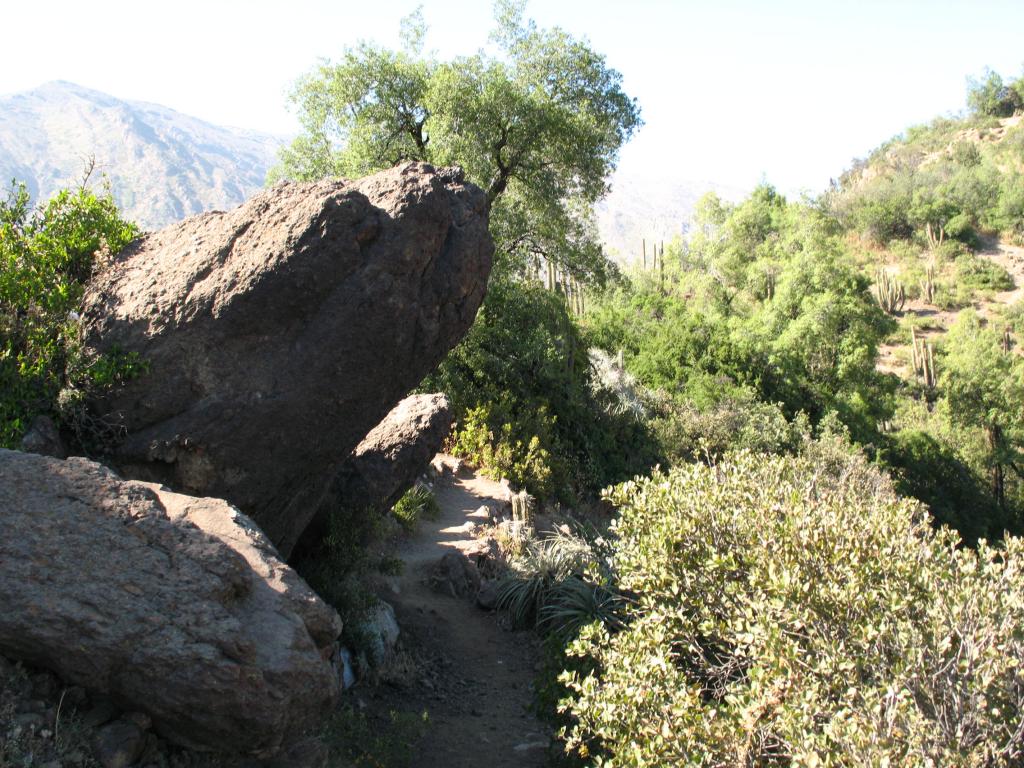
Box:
[920,261,936,304]
[642,238,647,269]
[511,490,536,526]
[910,328,936,388]
[925,221,946,250]
[874,268,906,314]
[659,244,665,294]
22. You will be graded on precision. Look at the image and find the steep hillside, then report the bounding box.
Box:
[826,94,1024,384]
[0,81,281,229]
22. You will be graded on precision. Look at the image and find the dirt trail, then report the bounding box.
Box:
[365,455,550,767]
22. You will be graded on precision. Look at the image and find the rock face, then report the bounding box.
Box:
[295,393,453,557]
[0,449,342,756]
[81,162,492,552]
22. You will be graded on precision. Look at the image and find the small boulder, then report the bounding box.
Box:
[294,393,453,558]
[476,579,503,611]
[19,415,66,459]
[92,718,146,768]
[463,537,507,579]
[354,601,401,668]
[429,551,482,598]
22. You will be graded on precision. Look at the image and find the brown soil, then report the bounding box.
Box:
[355,456,551,768]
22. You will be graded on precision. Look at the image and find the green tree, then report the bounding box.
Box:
[270,1,640,284]
[940,311,1024,519]
[967,68,1022,118]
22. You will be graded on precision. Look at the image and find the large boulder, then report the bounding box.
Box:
[294,393,453,557]
[0,448,342,756]
[81,162,492,553]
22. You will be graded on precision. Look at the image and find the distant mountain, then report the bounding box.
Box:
[596,169,746,264]
[0,81,282,229]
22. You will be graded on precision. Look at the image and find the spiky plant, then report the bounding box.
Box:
[392,485,439,532]
[495,526,623,635]
[537,576,628,639]
[874,268,906,314]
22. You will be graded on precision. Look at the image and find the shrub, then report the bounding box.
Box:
[884,429,1000,544]
[955,251,1014,292]
[1,180,140,448]
[426,278,659,502]
[391,485,439,532]
[450,403,556,498]
[560,449,1024,766]
[649,387,799,462]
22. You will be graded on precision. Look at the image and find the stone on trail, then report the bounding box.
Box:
[0,449,342,756]
[81,161,493,554]
[294,392,453,558]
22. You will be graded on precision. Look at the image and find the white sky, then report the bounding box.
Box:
[2,0,1022,195]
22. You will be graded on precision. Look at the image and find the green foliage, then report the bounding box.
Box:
[271,0,640,284]
[292,501,392,645]
[321,705,430,768]
[883,428,999,544]
[649,388,800,463]
[496,526,622,638]
[560,449,1024,766]
[955,250,1015,292]
[451,404,555,498]
[834,76,1024,249]
[939,312,1024,518]
[967,68,1023,118]
[0,179,140,448]
[424,278,660,501]
[587,189,895,444]
[391,485,440,533]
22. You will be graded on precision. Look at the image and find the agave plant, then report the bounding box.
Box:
[495,526,626,636]
[537,575,628,639]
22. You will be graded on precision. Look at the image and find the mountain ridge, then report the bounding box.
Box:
[0,81,283,229]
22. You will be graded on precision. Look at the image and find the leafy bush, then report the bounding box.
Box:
[321,705,430,768]
[450,403,556,498]
[1,180,140,448]
[291,501,393,646]
[967,69,1023,118]
[884,428,1000,544]
[649,387,800,462]
[425,278,659,501]
[955,251,1014,292]
[560,449,1024,766]
[391,485,440,533]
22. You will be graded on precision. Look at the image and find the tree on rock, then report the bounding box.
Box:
[270,0,641,284]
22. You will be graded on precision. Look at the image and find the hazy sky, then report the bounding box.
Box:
[2,0,1022,195]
